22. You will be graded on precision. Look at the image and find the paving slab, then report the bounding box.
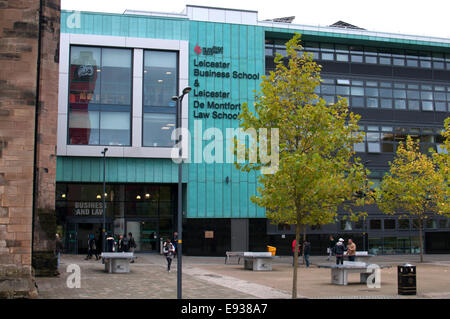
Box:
[35,253,450,299]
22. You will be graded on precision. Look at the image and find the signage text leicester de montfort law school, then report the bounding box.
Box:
[192,44,260,120]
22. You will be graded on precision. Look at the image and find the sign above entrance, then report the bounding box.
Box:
[71,202,104,217]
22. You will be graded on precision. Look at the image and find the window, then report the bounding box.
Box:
[426,219,437,229]
[365,87,379,97]
[367,132,381,152]
[379,57,391,65]
[408,100,420,111]
[68,46,132,146]
[365,56,377,64]
[422,101,434,111]
[143,50,178,147]
[351,55,363,63]
[394,100,406,110]
[380,98,392,109]
[366,98,378,108]
[406,59,418,67]
[351,87,364,96]
[393,58,405,66]
[321,52,334,61]
[336,54,349,62]
[370,219,382,230]
[384,219,396,230]
[399,219,410,230]
[351,97,364,108]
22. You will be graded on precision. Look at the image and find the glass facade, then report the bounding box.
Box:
[143,50,178,147]
[265,37,450,255]
[265,39,450,71]
[68,47,180,148]
[313,76,450,113]
[68,46,132,146]
[56,183,176,254]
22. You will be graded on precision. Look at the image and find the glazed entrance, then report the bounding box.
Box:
[56,183,176,254]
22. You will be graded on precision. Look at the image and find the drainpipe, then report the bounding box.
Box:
[31,0,43,263]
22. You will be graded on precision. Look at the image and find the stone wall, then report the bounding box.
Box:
[0,0,60,297]
[32,0,60,277]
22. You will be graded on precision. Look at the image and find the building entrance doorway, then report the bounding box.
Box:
[64,220,112,255]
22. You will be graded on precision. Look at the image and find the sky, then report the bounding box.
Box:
[61,0,450,39]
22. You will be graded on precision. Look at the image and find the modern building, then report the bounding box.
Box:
[55,5,449,257]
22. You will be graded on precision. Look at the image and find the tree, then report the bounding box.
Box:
[234,34,369,299]
[433,117,449,190]
[377,135,448,262]
[432,117,450,232]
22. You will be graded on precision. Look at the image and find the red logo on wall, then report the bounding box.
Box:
[194,44,202,55]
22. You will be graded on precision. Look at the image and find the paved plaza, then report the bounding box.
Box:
[35,253,450,299]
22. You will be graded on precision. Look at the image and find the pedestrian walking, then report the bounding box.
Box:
[86,234,98,260]
[327,235,335,261]
[333,238,346,265]
[55,233,64,269]
[128,232,137,263]
[172,232,178,258]
[163,239,176,272]
[303,241,311,268]
[292,239,301,267]
[96,229,103,256]
[347,238,356,262]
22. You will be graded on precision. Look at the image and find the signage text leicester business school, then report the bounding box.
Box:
[192,45,260,120]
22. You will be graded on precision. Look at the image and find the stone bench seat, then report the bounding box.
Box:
[318,262,391,285]
[243,252,280,271]
[101,252,135,273]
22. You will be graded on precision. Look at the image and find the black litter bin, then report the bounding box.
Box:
[398,263,416,295]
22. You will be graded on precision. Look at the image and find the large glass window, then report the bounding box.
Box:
[143,50,178,147]
[68,46,132,146]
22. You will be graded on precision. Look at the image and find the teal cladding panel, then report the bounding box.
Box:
[61,11,189,41]
[187,21,266,219]
[56,157,187,184]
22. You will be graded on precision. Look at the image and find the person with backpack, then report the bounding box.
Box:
[163,239,175,272]
[119,234,130,252]
[86,234,98,260]
[106,232,116,252]
[333,238,346,265]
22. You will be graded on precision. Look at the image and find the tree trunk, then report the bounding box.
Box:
[302,224,307,265]
[292,219,301,299]
[419,218,424,263]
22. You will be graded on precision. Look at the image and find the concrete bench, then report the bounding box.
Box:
[344,251,375,262]
[101,252,135,273]
[225,251,245,264]
[318,262,391,285]
[243,252,280,271]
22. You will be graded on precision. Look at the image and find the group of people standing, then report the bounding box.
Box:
[86,232,137,261]
[292,235,357,267]
[328,236,357,265]
[291,239,312,267]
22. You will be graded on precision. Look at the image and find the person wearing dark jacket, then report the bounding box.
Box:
[303,241,311,268]
[106,233,116,252]
[327,235,335,261]
[333,238,346,265]
[86,234,98,260]
[163,239,175,272]
[128,232,137,263]
[55,233,64,269]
